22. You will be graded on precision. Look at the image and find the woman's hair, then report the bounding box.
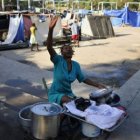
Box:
[60,43,73,53]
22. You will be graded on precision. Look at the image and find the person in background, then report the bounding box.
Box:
[78,17,82,41]
[29,23,40,51]
[71,19,79,47]
[46,16,107,106]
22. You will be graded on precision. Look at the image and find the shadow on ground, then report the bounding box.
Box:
[81,58,140,87]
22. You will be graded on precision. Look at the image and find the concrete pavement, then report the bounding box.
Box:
[108,69,140,140]
[0,52,99,140]
[0,50,140,140]
[0,26,140,139]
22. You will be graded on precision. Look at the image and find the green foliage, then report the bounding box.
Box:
[2,0,140,11]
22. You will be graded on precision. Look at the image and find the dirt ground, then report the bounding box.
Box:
[1,26,140,87]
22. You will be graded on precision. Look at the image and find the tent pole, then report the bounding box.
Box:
[42,0,45,14]
[17,0,20,10]
[91,0,93,11]
[53,0,55,9]
[2,0,5,11]
[28,0,31,10]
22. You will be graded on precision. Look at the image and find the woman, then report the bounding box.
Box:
[46,16,106,105]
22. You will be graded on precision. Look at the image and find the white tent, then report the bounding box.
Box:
[30,15,63,45]
[1,0,5,11]
[81,15,94,37]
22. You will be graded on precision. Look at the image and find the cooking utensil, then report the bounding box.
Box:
[30,102,64,139]
[18,105,33,132]
[89,88,113,104]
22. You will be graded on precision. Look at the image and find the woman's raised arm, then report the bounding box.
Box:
[46,16,58,58]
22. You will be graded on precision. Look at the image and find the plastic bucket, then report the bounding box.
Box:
[82,122,100,138]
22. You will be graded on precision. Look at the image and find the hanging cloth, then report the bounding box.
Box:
[2,15,21,44]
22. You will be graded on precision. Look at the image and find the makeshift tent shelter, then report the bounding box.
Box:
[2,15,21,44]
[1,15,24,45]
[30,15,63,45]
[81,15,115,39]
[104,6,140,27]
[0,14,29,51]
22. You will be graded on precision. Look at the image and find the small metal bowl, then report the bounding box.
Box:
[18,105,33,132]
[106,93,120,106]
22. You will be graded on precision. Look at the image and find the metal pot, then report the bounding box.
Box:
[106,93,120,106]
[18,105,33,132]
[30,102,64,140]
[89,88,113,104]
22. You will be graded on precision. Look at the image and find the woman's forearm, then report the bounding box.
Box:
[83,78,106,89]
[46,28,56,57]
[47,29,53,50]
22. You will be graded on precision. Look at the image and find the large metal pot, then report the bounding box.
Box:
[30,102,64,140]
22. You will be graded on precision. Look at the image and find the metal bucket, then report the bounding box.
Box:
[18,105,32,132]
[31,102,64,140]
[82,122,101,138]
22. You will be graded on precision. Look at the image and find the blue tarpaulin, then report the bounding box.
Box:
[128,9,140,27]
[110,17,123,27]
[104,8,125,18]
[78,9,92,15]
[13,15,24,43]
[104,7,140,27]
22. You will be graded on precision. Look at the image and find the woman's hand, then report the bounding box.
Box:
[98,84,107,89]
[49,16,59,30]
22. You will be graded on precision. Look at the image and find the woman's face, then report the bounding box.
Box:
[61,46,74,58]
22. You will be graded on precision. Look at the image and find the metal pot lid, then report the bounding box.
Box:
[90,88,113,98]
[31,102,63,116]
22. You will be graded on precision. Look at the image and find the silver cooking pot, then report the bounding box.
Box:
[30,102,64,140]
[89,88,113,104]
[89,88,120,106]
